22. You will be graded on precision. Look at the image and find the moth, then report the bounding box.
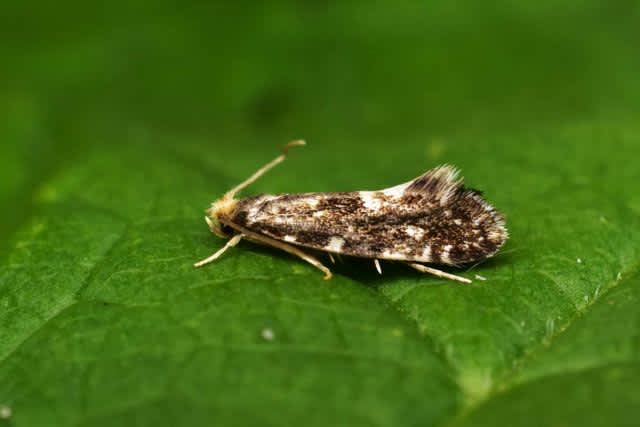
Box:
[195,141,508,283]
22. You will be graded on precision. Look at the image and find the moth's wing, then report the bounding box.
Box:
[230,165,508,265]
[231,191,369,252]
[399,165,508,263]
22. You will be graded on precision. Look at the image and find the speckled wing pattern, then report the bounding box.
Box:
[229,165,508,265]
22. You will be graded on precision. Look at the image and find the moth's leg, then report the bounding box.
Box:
[328,253,336,264]
[292,248,332,280]
[374,259,383,275]
[406,262,472,284]
[194,234,244,268]
[245,233,332,280]
[225,223,333,279]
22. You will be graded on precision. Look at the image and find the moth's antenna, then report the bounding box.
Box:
[224,140,306,199]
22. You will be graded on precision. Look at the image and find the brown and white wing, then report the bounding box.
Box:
[229,165,508,265]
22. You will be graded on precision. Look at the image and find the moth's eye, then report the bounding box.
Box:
[221,224,234,236]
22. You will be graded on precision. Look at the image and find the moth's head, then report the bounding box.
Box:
[205,195,238,238]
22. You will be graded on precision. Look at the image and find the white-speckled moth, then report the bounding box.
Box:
[195,141,508,283]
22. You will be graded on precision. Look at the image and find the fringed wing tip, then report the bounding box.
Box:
[463,188,510,256]
[406,164,463,195]
[407,165,509,262]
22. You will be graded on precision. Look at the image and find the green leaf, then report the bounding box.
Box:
[2,1,640,426]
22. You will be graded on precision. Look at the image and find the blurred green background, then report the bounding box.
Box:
[2,1,640,426]
[2,0,639,240]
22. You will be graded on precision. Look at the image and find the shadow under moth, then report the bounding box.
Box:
[195,141,508,284]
